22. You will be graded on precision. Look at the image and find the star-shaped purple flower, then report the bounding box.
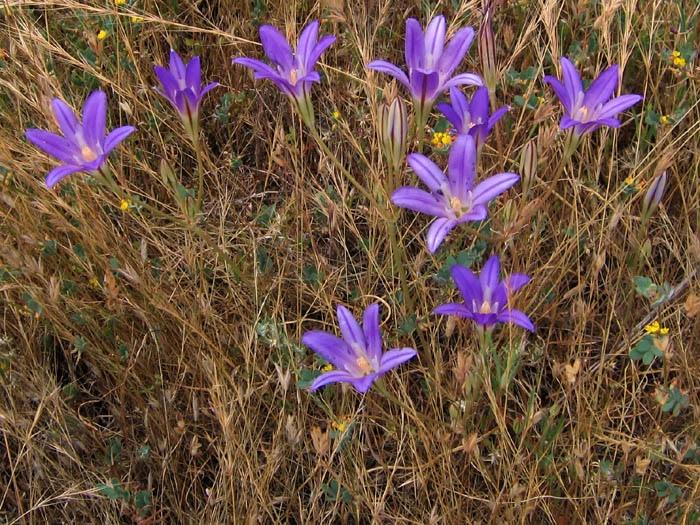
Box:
[391,134,519,253]
[436,86,508,149]
[367,15,482,125]
[543,57,643,137]
[25,91,135,188]
[302,303,417,393]
[232,20,335,123]
[154,50,219,122]
[433,255,534,331]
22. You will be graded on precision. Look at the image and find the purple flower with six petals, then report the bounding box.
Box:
[154,49,219,138]
[436,86,508,149]
[433,255,535,331]
[232,20,336,125]
[391,134,519,253]
[25,91,135,188]
[543,57,643,137]
[302,303,417,393]
[367,16,482,128]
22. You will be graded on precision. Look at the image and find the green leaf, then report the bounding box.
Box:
[97,478,130,501]
[296,368,321,389]
[133,490,152,513]
[105,437,123,465]
[136,445,150,461]
[634,276,656,298]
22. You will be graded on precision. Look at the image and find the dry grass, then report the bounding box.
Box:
[0,0,699,523]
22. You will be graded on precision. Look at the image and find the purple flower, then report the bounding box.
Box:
[367,16,482,124]
[154,49,219,121]
[543,57,643,137]
[232,20,335,123]
[25,91,135,188]
[391,134,519,253]
[302,304,417,393]
[436,86,508,149]
[433,255,535,331]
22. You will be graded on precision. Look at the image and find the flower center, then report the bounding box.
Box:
[81,146,97,162]
[449,196,472,218]
[356,356,373,376]
[289,69,298,85]
[479,301,492,314]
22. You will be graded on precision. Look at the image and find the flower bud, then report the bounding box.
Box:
[641,171,668,225]
[160,159,176,187]
[479,4,497,94]
[519,139,537,196]
[378,96,408,173]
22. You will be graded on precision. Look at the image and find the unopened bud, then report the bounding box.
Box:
[479,5,497,94]
[378,96,408,174]
[641,171,668,225]
[160,159,176,187]
[519,139,537,196]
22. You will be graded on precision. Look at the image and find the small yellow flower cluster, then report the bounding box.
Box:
[331,415,352,432]
[97,30,108,40]
[624,176,642,191]
[89,278,100,288]
[120,199,131,211]
[644,321,669,335]
[660,115,671,125]
[115,0,126,4]
[321,363,334,372]
[431,131,455,147]
[332,110,340,119]
[670,50,686,67]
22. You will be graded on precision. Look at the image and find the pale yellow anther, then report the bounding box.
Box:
[356,356,373,375]
[479,301,492,314]
[450,196,463,214]
[290,70,298,85]
[81,146,97,161]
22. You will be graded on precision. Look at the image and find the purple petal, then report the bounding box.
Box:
[442,72,483,90]
[82,90,106,148]
[362,304,382,363]
[349,374,378,393]
[174,91,186,115]
[307,34,336,70]
[169,49,186,80]
[487,106,509,129]
[437,26,474,77]
[200,82,219,98]
[407,153,447,192]
[45,164,82,188]
[366,60,410,88]
[582,64,618,109]
[543,75,571,113]
[405,18,425,70]
[450,264,483,307]
[427,217,457,253]
[103,126,136,154]
[450,86,470,117]
[378,347,417,374]
[591,117,621,128]
[436,102,462,130]
[51,99,80,141]
[337,305,365,349]
[469,86,490,123]
[25,129,79,164]
[391,186,446,216]
[232,57,279,77]
[310,370,355,391]
[154,65,179,100]
[560,57,583,107]
[491,283,508,309]
[471,312,498,327]
[298,71,321,83]
[456,204,488,223]
[433,302,473,318]
[297,20,319,70]
[504,273,530,293]
[259,25,294,70]
[424,16,446,65]
[479,254,501,290]
[185,56,201,92]
[409,69,440,101]
[560,114,580,130]
[596,94,643,119]
[496,309,535,331]
[471,172,519,205]
[448,134,476,201]
[302,331,353,369]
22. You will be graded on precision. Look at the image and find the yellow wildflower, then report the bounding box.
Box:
[120,199,130,211]
[624,176,635,186]
[670,51,686,67]
[660,115,671,125]
[332,110,340,119]
[89,278,100,288]
[115,0,126,4]
[131,16,144,23]
[644,321,669,335]
[3,172,12,185]
[659,327,669,335]
[97,30,108,40]
[321,364,333,372]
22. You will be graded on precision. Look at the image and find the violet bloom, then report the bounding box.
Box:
[392,134,519,253]
[543,57,643,137]
[154,50,218,139]
[367,15,482,127]
[433,255,535,331]
[436,86,508,149]
[232,20,336,125]
[303,304,417,393]
[25,91,135,188]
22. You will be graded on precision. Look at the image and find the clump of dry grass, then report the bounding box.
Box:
[0,0,699,523]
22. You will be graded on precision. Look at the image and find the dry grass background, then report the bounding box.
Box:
[0,0,699,523]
